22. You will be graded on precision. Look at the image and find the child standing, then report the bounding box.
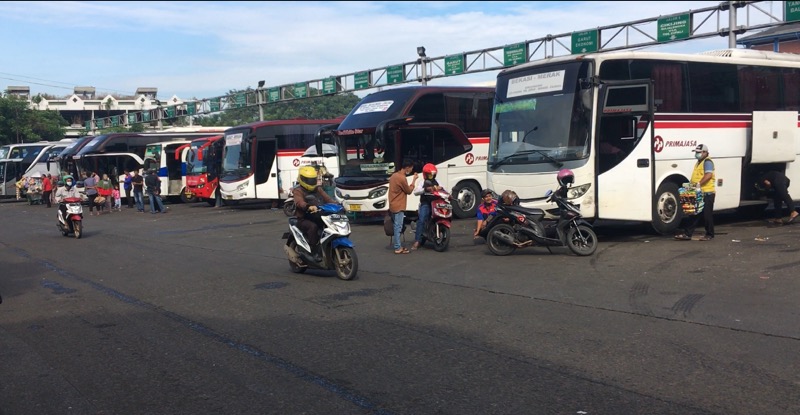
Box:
[112,185,122,211]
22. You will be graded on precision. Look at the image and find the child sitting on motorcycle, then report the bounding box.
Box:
[292,166,334,261]
[412,163,441,250]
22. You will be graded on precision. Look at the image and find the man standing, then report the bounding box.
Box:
[758,170,799,225]
[675,144,715,241]
[123,169,134,208]
[131,170,145,212]
[144,169,165,214]
[41,174,53,208]
[388,159,418,254]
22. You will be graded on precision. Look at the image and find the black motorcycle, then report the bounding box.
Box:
[480,185,598,256]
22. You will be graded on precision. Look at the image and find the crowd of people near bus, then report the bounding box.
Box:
[15,169,167,215]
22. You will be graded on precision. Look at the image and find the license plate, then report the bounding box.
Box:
[348,204,361,212]
[225,195,233,200]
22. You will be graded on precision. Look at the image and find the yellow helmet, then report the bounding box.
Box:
[298,166,318,191]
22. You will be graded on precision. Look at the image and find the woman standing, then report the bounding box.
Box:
[97,173,113,214]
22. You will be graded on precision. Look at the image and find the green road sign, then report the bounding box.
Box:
[165,107,175,118]
[658,14,691,42]
[268,88,281,102]
[111,116,119,127]
[571,30,598,54]
[128,114,136,124]
[294,83,307,98]
[445,54,465,75]
[210,99,220,112]
[355,72,370,90]
[504,43,527,66]
[143,112,151,122]
[235,94,246,108]
[96,119,104,128]
[787,1,800,22]
[85,120,91,130]
[186,102,196,115]
[323,78,338,94]
[387,65,404,84]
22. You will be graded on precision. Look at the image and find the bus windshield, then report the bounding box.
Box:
[489,61,593,170]
[186,144,206,175]
[143,144,162,172]
[335,131,393,179]
[221,131,249,181]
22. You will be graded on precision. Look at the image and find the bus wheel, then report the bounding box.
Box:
[652,182,682,235]
[452,181,480,219]
[180,188,197,204]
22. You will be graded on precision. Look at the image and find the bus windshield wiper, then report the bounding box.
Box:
[489,148,564,169]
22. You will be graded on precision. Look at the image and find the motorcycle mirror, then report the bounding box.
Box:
[545,189,553,197]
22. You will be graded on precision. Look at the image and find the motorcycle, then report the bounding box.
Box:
[282,203,358,280]
[481,185,598,256]
[411,188,453,252]
[57,197,84,239]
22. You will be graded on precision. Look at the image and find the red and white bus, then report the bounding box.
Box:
[487,48,800,234]
[332,86,494,218]
[218,118,343,202]
[183,135,224,205]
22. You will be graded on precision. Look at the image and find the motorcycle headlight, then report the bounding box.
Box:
[567,183,591,200]
[368,186,388,199]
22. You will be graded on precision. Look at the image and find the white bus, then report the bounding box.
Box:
[143,140,192,200]
[219,119,343,202]
[332,86,494,218]
[487,48,800,234]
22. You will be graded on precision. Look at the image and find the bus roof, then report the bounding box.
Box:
[229,117,346,132]
[501,48,800,76]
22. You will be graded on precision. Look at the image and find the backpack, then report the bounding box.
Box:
[383,214,394,236]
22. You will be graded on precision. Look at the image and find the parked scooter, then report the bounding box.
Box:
[282,203,358,280]
[411,188,453,252]
[480,169,597,256]
[57,197,85,239]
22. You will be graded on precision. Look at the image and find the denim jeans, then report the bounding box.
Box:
[415,202,431,243]
[148,190,165,213]
[391,211,405,250]
[134,190,145,211]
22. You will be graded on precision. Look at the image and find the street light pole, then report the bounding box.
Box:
[257,80,265,121]
[417,46,428,85]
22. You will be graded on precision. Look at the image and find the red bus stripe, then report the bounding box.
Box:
[654,121,751,129]
[469,138,490,144]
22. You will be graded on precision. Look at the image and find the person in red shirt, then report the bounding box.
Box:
[41,174,53,208]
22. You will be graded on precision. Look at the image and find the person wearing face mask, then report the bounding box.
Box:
[675,144,715,241]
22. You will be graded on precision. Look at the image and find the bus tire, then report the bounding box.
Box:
[652,182,682,235]
[452,181,480,219]
[180,187,197,204]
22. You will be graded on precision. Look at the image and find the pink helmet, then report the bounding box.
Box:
[557,169,574,187]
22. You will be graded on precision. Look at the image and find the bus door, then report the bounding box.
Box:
[595,80,654,221]
[0,160,21,197]
[164,143,187,195]
[254,137,278,199]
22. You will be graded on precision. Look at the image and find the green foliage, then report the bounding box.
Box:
[198,89,360,127]
[0,95,67,145]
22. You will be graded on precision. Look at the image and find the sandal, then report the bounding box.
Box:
[698,235,714,241]
[674,234,691,241]
[784,214,798,225]
[394,248,410,254]
[411,242,421,251]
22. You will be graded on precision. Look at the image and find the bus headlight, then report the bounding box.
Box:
[368,186,388,199]
[567,183,591,199]
[236,180,250,192]
[335,188,344,199]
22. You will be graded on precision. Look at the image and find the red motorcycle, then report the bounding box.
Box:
[412,189,453,252]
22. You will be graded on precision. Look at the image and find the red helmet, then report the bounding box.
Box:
[422,163,437,180]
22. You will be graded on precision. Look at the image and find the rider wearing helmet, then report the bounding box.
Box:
[293,165,334,260]
[55,175,85,216]
[411,163,442,250]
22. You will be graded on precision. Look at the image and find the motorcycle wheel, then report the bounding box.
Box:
[432,224,450,252]
[287,240,307,273]
[566,224,597,256]
[333,246,358,281]
[487,223,516,256]
[283,200,296,217]
[72,220,82,239]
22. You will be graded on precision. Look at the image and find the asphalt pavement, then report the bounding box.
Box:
[1,199,798,415]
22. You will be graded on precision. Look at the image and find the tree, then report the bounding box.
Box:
[0,95,67,144]
[197,89,360,127]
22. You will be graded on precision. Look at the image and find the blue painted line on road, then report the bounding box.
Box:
[12,247,394,415]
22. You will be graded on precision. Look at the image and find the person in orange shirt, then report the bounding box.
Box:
[387,159,418,254]
[41,174,53,208]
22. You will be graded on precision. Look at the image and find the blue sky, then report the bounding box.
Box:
[0,1,783,100]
